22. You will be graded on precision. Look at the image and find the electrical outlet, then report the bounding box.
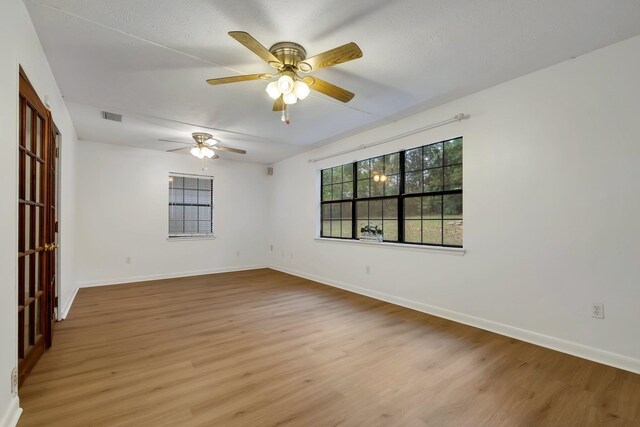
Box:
[236,250,240,257]
[592,303,604,319]
[270,244,274,252]
[365,265,370,274]
[11,368,18,394]
[125,256,132,264]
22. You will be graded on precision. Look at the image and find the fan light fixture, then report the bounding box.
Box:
[373,173,388,182]
[190,146,215,159]
[266,76,309,105]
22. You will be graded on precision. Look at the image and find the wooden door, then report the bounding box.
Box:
[18,70,56,387]
[45,120,60,345]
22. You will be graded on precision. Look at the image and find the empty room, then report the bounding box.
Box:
[1,0,640,426]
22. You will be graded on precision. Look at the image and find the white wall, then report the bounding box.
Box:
[0,0,78,425]
[267,35,640,373]
[75,142,269,288]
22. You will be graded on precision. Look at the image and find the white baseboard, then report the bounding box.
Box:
[60,286,79,320]
[0,395,22,427]
[76,265,268,289]
[270,265,640,375]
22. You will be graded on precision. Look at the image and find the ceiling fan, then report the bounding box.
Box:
[164,132,247,159]
[206,31,363,123]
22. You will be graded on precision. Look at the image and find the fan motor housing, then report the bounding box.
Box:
[269,42,307,67]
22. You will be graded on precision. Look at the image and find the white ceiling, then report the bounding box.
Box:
[25,0,640,164]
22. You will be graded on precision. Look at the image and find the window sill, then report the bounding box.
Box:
[314,237,466,255]
[167,235,216,242]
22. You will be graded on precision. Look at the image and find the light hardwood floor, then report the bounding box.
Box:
[18,268,640,426]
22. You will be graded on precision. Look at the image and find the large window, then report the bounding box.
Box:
[320,137,463,247]
[168,174,214,238]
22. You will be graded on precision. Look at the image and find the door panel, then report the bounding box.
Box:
[18,69,57,387]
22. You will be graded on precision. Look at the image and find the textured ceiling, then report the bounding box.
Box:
[25,0,640,164]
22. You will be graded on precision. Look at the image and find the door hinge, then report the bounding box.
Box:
[56,147,59,158]
[55,221,59,233]
[11,368,18,394]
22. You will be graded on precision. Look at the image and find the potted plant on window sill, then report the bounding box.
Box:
[359,225,384,243]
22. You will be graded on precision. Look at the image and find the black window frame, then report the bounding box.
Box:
[168,173,214,238]
[320,137,463,248]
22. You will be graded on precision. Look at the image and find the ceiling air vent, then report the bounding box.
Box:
[101,111,122,122]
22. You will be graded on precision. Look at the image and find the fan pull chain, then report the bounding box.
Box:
[281,105,291,125]
[201,157,208,171]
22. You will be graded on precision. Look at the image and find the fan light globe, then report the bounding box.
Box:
[277,75,294,94]
[294,81,310,100]
[380,175,388,182]
[202,147,215,158]
[266,81,280,99]
[283,92,298,105]
[191,147,202,158]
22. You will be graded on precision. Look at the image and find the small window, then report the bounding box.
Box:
[168,173,214,238]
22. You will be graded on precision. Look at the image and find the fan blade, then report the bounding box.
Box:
[302,76,355,103]
[298,42,362,72]
[166,147,192,153]
[211,145,247,155]
[228,31,283,69]
[273,94,285,111]
[206,73,270,85]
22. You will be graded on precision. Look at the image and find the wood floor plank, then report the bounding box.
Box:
[18,268,640,426]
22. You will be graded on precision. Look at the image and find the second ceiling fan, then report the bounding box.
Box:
[207,31,363,123]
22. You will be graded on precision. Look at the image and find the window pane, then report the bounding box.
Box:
[172,176,184,189]
[357,179,370,198]
[405,171,422,194]
[198,221,212,234]
[330,220,341,237]
[385,153,400,175]
[198,190,211,204]
[444,138,463,165]
[330,203,341,218]
[343,164,353,182]
[369,200,383,219]
[321,204,331,220]
[341,221,352,238]
[357,159,370,180]
[184,220,198,233]
[370,180,384,197]
[404,197,421,219]
[422,220,442,245]
[169,188,183,204]
[332,166,342,183]
[422,195,442,219]
[198,206,211,221]
[341,202,352,219]
[357,220,368,236]
[322,168,332,185]
[184,177,197,189]
[184,206,198,220]
[423,143,443,168]
[356,201,368,219]
[342,181,353,199]
[383,198,398,219]
[444,165,462,190]
[198,179,211,190]
[322,185,332,201]
[383,220,398,241]
[444,220,463,246]
[384,174,399,196]
[169,220,183,234]
[184,189,198,204]
[404,220,421,243]
[370,156,384,176]
[443,193,463,218]
[169,205,183,220]
[332,184,342,201]
[423,168,443,192]
[321,221,331,236]
[405,148,422,172]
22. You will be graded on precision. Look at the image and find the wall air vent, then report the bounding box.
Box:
[101,111,122,122]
